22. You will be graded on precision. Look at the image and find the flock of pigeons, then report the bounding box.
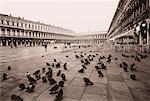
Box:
[119,53,148,80]
[1,46,148,101]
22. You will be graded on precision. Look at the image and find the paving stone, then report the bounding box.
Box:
[70,77,85,86]
[125,80,145,89]
[107,74,123,82]
[107,66,120,75]
[35,89,55,101]
[109,81,130,93]
[81,93,108,101]
[90,75,108,85]
[62,97,80,101]
[64,85,85,100]
[76,72,91,78]
[109,89,134,101]
[85,84,107,96]
[130,88,150,101]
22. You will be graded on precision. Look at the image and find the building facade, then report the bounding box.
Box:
[0,14,75,47]
[74,31,107,44]
[107,0,150,52]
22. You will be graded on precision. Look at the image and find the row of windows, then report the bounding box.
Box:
[75,35,106,39]
[0,28,71,39]
[0,19,70,34]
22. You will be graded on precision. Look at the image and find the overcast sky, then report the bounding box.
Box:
[0,0,119,33]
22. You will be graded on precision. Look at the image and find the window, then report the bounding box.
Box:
[12,22,14,26]
[29,32,31,36]
[29,24,30,28]
[1,20,4,24]
[25,24,27,28]
[17,23,19,26]
[21,23,23,27]
[7,21,9,25]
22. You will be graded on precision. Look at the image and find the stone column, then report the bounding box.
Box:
[10,29,13,36]
[0,27,2,46]
[139,32,143,52]
[0,27,1,36]
[147,19,149,53]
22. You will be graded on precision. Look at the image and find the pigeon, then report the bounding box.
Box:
[130,63,137,71]
[48,67,53,73]
[49,78,57,85]
[11,94,23,101]
[54,47,57,49]
[27,76,36,84]
[123,66,128,72]
[98,70,104,77]
[135,56,140,62]
[46,72,53,79]
[2,73,8,81]
[59,80,64,87]
[83,78,93,86]
[101,63,106,70]
[54,89,63,101]
[42,68,45,73]
[119,63,122,68]
[46,62,51,67]
[122,62,128,67]
[106,59,111,63]
[82,65,87,69]
[115,58,118,60]
[33,70,40,75]
[80,55,84,57]
[63,63,68,70]
[26,84,35,93]
[42,76,47,83]
[49,84,59,94]
[8,66,11,70]
[130,74,136,80]
[56,63,61,68]
[57,70,61,76]
[75,55,79,58]
[35,73,41,80]
[54,59,57,62]
[52,63,55,67]
[19,83,26,90]
[61,73,66,81]
[95,66,100,70]
[81,60,84,63]
[78,68,84,73]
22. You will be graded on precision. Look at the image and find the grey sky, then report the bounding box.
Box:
[0,0,119,33]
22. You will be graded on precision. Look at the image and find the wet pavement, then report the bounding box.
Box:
[0,44,150,101]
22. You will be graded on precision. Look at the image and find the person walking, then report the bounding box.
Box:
[45,43,47,52]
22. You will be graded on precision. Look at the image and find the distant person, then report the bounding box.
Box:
[44,44,47,52]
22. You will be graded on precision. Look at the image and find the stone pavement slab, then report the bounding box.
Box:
[81,93,108,101]
[84,84,107,96]
[109,81,130,93]
[64,85,85,100]
[107,74,123,82]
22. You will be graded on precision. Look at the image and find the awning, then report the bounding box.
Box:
[108,29,134,40]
